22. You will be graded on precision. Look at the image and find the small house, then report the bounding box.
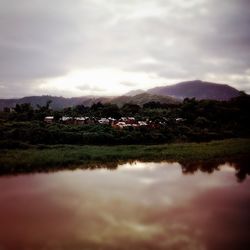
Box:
[44,116,54,124]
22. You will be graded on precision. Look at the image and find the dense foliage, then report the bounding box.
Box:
[0,94,250,147]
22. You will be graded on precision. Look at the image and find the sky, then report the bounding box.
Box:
[0,0,250,98]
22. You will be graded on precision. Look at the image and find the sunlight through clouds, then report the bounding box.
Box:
[38,69,167,96]
[0,0,249,97]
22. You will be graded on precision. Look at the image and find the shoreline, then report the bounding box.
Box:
[0,138,249,175]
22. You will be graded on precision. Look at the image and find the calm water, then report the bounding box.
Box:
[0,161,249,250]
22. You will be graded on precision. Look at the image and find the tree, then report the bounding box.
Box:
[121,103,140,116]
[74,105,89,115]
[35,100,52,120]
[143,101,163,109]
[102,104,120,118]
[12,103,34,121]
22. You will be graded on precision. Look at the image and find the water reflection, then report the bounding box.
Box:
[179,158,250,182]
[0,161,249,250]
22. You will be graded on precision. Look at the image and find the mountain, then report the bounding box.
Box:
[124,89,145,96]
[0,93,180,110]
[0,80,241,110]
[0,95,110,110]
[147,80,240,100]
[110,93,180,107]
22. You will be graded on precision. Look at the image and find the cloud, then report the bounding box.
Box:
[120,82,137,87]
[0,0,249,97]
[77,84,105,93]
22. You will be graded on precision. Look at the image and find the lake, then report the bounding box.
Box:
[0,161,249,250]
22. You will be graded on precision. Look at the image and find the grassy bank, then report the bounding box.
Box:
[0,138,250,174]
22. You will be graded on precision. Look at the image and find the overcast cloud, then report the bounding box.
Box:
[0,0,249,98]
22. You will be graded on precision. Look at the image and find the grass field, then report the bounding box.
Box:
[0,138,249,175]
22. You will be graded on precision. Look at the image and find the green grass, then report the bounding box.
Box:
[0,138,249,175]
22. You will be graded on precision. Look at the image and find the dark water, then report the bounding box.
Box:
[0,161,249,250]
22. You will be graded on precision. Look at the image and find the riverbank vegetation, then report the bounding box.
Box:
[0,138,249,175]
[0,94,250,147]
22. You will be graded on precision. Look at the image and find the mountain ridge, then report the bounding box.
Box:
[147,80,240,100]
[110,93,181,107]
[0,93,180,110]
[0,80,242,110]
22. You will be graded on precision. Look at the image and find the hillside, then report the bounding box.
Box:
[0,80,242,110]
[148,80,240,100]
[110,93,180,107]
[0,93,179,110]
[124,89,145,96]
[0,96,110,110]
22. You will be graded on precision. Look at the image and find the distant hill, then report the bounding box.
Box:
[0,93,180,110]
[147,80,240,100]
[0,80,242,110]
[0,93,179,110]
[124,89,145,96]
[0,96,110,110]
[110,93,180,107]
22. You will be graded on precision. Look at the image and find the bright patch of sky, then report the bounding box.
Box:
[0,0,249,97]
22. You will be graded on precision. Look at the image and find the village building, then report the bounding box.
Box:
[44,116,54,124]
[60,116,74,124]
[98,118,110,125]
[74,117,86,125]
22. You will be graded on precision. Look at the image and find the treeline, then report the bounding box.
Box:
[0,93,250,147]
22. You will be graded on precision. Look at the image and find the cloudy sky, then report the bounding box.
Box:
[0,0,250,98]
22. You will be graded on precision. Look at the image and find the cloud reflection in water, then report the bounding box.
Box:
[0,161,249,250]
